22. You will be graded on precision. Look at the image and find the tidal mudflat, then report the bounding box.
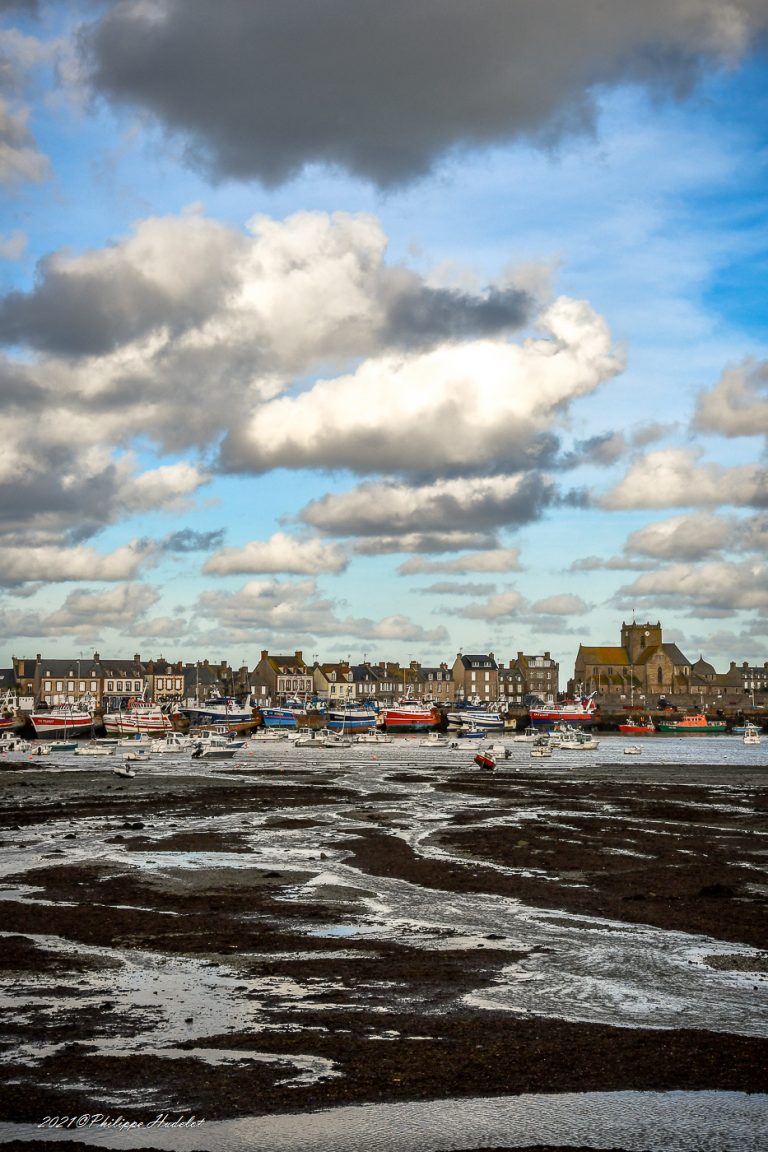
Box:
[0,737,767,1151]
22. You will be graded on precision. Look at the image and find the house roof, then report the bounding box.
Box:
[457,653,498,670]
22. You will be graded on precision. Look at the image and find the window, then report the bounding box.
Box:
[56,681,63,692]
[79,681,85,693]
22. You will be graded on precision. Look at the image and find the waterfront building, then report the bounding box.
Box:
[508,651,559,703]
[250,649,313,706]
[313,660,355,704]
[421,662,456,704]
[451,652,499,704]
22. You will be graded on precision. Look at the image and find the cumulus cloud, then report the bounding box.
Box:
[399,547,523,575]
[300,475,555,539]
[602,448,768,510]
[203,532,348,576]
[624,512,736,560]
[416,582,496,597]
[694,359,768,437]
[221,296,622,477]
[196,578,448,644]
[0,210,537,461]
[0,540,154,586]
[459,591,526,620]
[355,531,499,556]
[615,560,768,613]
[81,0,768,187]
[36,582,161,635]
[530,593,590,615]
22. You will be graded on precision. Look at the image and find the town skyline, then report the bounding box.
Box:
[1,3,767,669]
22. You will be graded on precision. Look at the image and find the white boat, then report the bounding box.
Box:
[151,732,194,754]
[530,744,552,758]
[113,763,136,778]
[312,732,353,748]
[123,748,150,762]
[513,727,539,743]
[354,731,393,744]
[196,725,247,749]
[253,728,290,741]
[190,743,237,760]
[623,744,643,755]
[447,708,506,731]
[556,727,600,751]
[0,734,29,753]
[30,697,94,739]
[742,722,761,745]
[103,699,172,737]
[28,743,53,756]
[74,742,114,757]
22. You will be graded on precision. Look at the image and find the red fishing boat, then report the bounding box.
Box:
[618,715,655,734]
[529,693,597,726]
[380,700,440,731]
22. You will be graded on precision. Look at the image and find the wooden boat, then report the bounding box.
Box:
[473,750,496,770]
[623,744,642,755]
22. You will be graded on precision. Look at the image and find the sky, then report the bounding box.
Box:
[0,0,767,679]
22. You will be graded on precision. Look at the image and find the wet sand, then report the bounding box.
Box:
[1,752,767,1150]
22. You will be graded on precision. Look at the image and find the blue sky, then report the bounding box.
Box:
[1,0,767,678]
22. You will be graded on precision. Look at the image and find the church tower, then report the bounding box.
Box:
[621,620,663,664]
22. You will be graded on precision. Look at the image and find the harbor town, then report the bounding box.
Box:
[1,615,767,1150]
[2,618,766,742]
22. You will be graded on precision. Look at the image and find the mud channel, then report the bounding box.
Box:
[0,737,767,1151]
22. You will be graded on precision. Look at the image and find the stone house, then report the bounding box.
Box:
[313,661,355,704]
[451,653,499,704]
[250,650,313,706]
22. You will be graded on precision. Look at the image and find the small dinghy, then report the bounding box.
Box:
[113,763,136,778]
[473,750,496,770]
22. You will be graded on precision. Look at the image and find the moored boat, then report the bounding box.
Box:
[529,694,597,727]
[30,699,94,740]
[181,695,257,727]
[742,722,761,745]
[327,705,377,732]
[103,699,172,737]
[655,713,727,734]
[618,715,655,734]
[380,701,440,731]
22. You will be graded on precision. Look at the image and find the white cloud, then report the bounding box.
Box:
[602,448,768,510]
[300,474,554,537]
[694,359,768,437]
[459,591,526,620]
[196,578,448,644]
[399,547,523,575]
[615,560,768,613]
[0,541,153,586]
[223,296,622,476]
[624,512,736,560]
[530,593,590,615]
[203,532,348,576]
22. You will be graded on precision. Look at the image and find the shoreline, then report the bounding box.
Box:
[1,754,767,1146]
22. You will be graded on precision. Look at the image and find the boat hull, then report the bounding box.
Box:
[103,709,172,736]
[30,712,93,739]
[381,707,439,731]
